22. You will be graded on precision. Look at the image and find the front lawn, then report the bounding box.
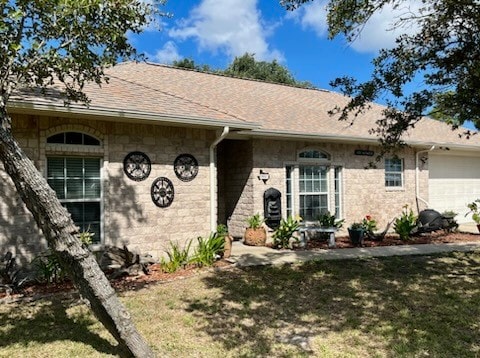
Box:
[2,251,480,357]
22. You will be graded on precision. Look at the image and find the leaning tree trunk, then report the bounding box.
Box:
[0,110,155,358]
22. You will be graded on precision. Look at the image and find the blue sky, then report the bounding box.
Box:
[129,0,422,91]
[129,0,478,131]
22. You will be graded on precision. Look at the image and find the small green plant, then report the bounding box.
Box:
[272,216,301,249]
[394,205,418,240]
[361,215,378,234]
[32,250,67,283]
[246,213,265,229]
[216,224,229,237]
[78,230,94,248]
[466,200,480,224]
[349,222,364,230]
[318,211,344,229]
[160,240,192,273]
[192,233,225,267]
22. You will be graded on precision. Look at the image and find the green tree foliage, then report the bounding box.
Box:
[282,0,480,146]
[224,53,313,88]
[172,58,213,72]
[173,53,313,88]
[0,1,166,356]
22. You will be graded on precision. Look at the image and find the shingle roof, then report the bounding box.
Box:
[9,61,480,149]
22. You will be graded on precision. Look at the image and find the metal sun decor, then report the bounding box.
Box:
[151,177,175,208]
[174,153,198,182]
[123,151,151,181]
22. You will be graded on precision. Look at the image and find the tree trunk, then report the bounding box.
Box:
[0,111,155,357]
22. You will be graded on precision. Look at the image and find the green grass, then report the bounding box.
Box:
[2,251,480,357]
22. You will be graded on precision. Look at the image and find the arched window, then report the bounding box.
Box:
[286,148,342,222]
[46,131,102,244]
[298,149,329,160]
[47,132,100,146]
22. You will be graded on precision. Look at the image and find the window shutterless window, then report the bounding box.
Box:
[385,158,403,187]
[47,157,102,243]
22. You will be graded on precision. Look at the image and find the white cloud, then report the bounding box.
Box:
[291,0,422,53]
[152,41,181,64]
[168,0,282,61]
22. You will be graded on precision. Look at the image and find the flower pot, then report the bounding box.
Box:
[244,227,267,246]
[348,228,365,246]
[223,235,233,258]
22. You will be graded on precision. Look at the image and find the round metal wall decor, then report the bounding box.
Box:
[123,151,151,181]
[174,153,198,182]
[151,177,175,208]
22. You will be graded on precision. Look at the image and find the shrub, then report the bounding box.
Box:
[192,233,225,267]
[160,240,192,273]
[32,250,67,283]
[318,211,344,229]
[272,216,301,249]
[394,205,417,240]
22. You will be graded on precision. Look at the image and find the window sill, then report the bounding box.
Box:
[385,186,405,192]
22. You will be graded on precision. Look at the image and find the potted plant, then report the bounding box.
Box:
[466,200,480,232]
[244,213,267,246]
[362,215,378,240]
[348,222,365,246]
[216,224,233,258]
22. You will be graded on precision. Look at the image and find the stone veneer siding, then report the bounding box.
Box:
[1,114,215,263]
[224,138,429,238]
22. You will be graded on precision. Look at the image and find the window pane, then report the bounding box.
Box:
[83,134,100,146]
[47,158,65,177]
[84,202,100,222]
[84,159,100,178]
[66,158,83,177]
[47,133,65,144]
[85,179,101,198]
[66,179,84,199]
[65,132,83,144]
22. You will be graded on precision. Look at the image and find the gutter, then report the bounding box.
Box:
[209,126,229,232]
[8,100,258,130]
[415,145,435,212]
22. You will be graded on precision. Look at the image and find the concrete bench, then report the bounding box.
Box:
[297,226,337,248]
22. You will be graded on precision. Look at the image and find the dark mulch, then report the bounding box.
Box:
[306,230,480,250]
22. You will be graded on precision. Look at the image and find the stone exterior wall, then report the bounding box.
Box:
[217,139,254,238]
[249,139,427,236]
[1,114,215,263]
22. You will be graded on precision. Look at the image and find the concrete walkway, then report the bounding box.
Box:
[228,223,480,267]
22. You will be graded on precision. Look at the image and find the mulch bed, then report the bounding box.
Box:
[3,231,479,301]
[306,230,480,250]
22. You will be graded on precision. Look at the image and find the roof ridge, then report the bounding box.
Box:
[139,61,331,93]
[107,72,250,123]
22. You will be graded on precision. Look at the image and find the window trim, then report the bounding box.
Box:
[385,157,404,188]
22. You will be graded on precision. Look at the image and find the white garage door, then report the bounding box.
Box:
[429,153,480,223]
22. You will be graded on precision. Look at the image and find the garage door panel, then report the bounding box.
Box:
[429,154,480,223]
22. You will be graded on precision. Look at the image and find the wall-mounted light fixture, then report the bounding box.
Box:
[258,169,270,183]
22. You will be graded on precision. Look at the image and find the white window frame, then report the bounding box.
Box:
[285,149,343,223]
[385,158,404,188]
[45,131,104,245]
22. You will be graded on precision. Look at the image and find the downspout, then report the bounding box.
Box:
[415,145,435,212]
[209,126,230,232]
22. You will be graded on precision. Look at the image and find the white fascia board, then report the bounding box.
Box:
[237,129,480,152]
[8,100,259,130]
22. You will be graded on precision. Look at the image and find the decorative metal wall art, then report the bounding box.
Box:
[151,177,175,208]
[174,154,198,182]
[123,151,151,181]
